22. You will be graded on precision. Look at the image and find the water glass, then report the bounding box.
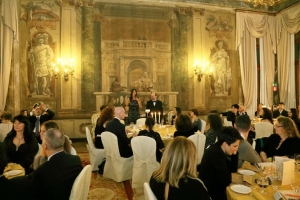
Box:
[295,154,300,173]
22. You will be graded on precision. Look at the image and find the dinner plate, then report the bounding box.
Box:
[257,162,274,169]
[238,169,255,176]
[230,184,252,194]
[5,169,23,176]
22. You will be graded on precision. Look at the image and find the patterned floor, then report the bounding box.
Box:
[74,140,145,200]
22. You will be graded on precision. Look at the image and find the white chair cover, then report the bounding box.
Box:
[253,122,273,149]
[136,118,146,126]
[70,147,77,155]
[101,131,134,182]
[188,134,206,165]
[224,117,233,127]
[91,113,100,136]
[85,127,105,171]
[144,182,157,200]
[200,119,206,133]
[254,122,273,138]
[131,136,160,188]
[69,165,92,200]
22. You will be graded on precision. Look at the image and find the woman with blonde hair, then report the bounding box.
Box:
[260,116,300,162]
[150,136,211,200]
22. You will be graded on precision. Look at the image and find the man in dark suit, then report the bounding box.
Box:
[106,107,134,158]
[29,102,55,144]
[238,104,248,116]
[146,92,163,123]
[28,128,82,200]
[226,104,240,126]
[273,102,288,118]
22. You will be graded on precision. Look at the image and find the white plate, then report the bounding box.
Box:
[258,163,274,169]
[5,169,23,176]
[230,184,252,194]
[238,169,255,176]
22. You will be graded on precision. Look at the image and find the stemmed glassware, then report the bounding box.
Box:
[257,167,269,194]
[294,154,300,174]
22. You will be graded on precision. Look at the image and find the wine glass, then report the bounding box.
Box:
[294,154,300,174]
[257,174,269,194]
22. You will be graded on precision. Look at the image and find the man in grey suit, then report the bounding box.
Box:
[106,107,133,158]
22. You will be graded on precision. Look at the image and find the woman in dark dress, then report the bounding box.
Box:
[204,113,223,149]
[174,114,198,138]
[125,89,142,124]
[138,117,164,162]
[95,107,114,148]
[260,116,300,162]
[288,108,300,132]
[150,136,211,200]
[171,107,181,125]
[3,115,39,174]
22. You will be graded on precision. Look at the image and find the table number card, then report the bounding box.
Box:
[274,156,295,185]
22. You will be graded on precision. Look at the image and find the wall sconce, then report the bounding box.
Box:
[193,60,213,82]
[52,58,74,81]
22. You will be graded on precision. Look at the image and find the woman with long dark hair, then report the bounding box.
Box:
[95,107,114,148]
[138,117,164,162]
[288,108,300,132]
[3,115,39,174]
[125,89,142,124]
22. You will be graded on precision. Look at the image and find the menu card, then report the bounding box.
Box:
[274,156,295,185]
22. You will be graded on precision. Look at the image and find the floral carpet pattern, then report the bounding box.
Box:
[77,151,144,200]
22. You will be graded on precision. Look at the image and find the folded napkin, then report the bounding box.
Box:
[3,163,25,179]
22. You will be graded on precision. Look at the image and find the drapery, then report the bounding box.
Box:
[0,0,18,111]
[236,12,275,115]
[276,4,300,108]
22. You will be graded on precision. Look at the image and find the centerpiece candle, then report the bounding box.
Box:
[155,112,157,123]
[158,112,160,123]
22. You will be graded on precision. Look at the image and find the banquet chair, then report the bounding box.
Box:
[200,119,206,133]
[70,147,77,155]
[136,118,146,126]
[188,134,206,164]
[131,136,160,188]
[144,182,157,200]
[69,165,92,200]
[101,131,134,182]
[85,127,105,171]
[223,117,232,127]
[252,122,273,149]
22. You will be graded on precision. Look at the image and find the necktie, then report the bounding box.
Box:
[35,117,40,137]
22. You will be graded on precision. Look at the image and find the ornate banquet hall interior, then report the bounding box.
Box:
[0,0,300,138]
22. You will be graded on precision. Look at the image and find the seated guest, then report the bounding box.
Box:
[95,107,114,148]
[0,111,13,142]
[235,115,261,168]
[204,113,223,149]
[174,114,198,138]
[0,142,30,200]
[297,105,300,119]
[199,127,243,200]
[106,107,134,158]
[171,107,181,125]
[261,107,273,124]
[288,108,300,132]
[20,110,28,117]
[226,104,239,126]
[260,116,300,162]
[3,115,39,174]
[255,103,264,118]
[138,117,164,162]
[28,129,83,200]
[33,121,73,170]
[238,104,247,116]
[190,108,202,132]
[150,136,211,200]
[273,102,288,118]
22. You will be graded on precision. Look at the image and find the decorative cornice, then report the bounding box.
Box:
[57,0,95,7]
[175,6,205,16]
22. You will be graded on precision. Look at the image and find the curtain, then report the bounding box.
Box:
[276,4,300,107]
[236,12,275,114]
[0,0,18,111]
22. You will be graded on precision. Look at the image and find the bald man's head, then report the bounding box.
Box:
[115,107,125,120]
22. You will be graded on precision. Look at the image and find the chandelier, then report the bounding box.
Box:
[52,58,75,81]
[193,60,213,82]
[246,0,281,7]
